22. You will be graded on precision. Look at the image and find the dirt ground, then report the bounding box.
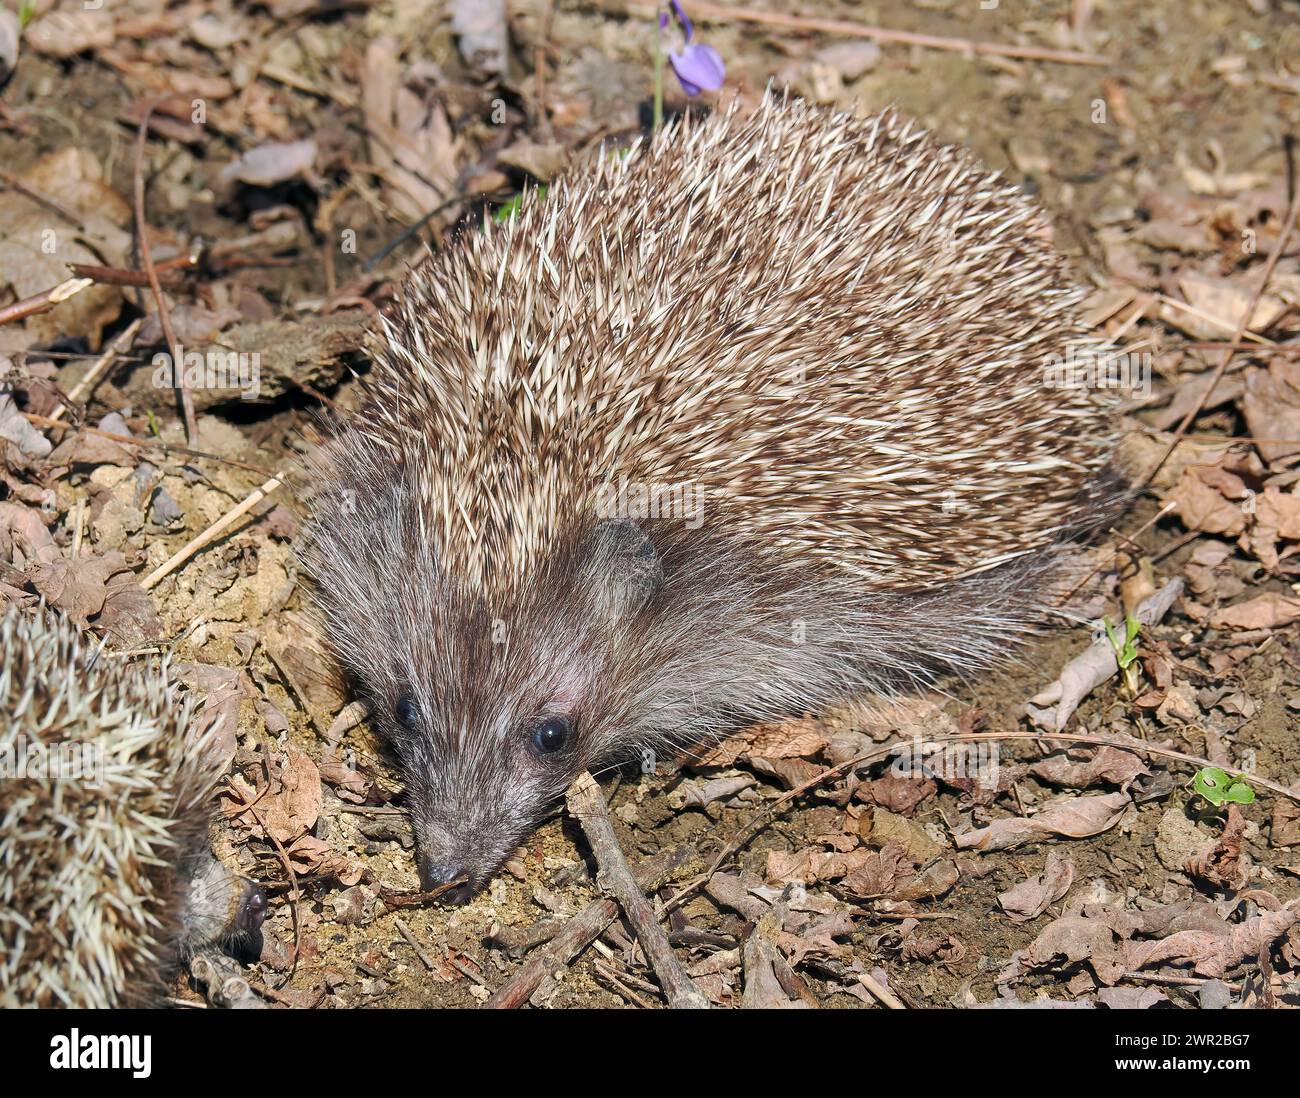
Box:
[2,1,1300,1009]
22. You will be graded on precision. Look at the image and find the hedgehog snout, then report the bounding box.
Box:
[236,880,268,935]
[409,788,535,904]
[416,854,475,905]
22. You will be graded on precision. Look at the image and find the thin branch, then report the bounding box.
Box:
[141,476,284,591]
[0,277,94,327]
[47,317,143,422]
[566,770,709,1008]
[133,99,199,447]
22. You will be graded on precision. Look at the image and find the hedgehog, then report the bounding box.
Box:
[302,94,1120,902]
[0,604,266,1007]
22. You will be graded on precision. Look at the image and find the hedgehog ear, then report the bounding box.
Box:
[589,519,662,622]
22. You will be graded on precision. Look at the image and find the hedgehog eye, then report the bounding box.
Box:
[395,695,419,730]
[529,716,571,756]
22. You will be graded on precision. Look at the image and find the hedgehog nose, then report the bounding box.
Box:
[418,858,473,904]
[237,882,268,934]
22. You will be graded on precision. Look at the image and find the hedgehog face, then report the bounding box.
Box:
[376,665,620,903]
[349,518,666,902]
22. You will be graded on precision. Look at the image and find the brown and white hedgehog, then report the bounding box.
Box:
[303,94,1121,901]
[0,605,265,1007]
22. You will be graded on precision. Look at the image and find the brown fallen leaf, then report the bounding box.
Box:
[1208,591,1300,630]
[998,852,1076,923]
[954,792,1131,852]
[742,898,816,1009]
[218,138,318,190]
[1166,465,1249,537]
[232,748,323,849]
[96,569,163,647]
[0,148,130,347]
[1185,808,1250,890]
[497,141,570,182]
[0,365,52,459]
[183,667,248,775]
[694,718,827,767]
[838,840,913,900]
[1242,361,1300,465]
[1030,745,1150,789]
[1126,909,1297,978]
[362,37,458,224]
[1162,271,1287,339]
[29,549,135,627]
[1271,795,1300,847]
[1096,986,1170,1008]
[1023,914,1128,985]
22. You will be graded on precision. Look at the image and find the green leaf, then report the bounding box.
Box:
[1103,615,1141,670]
[1192,766,1256,808]
[492,185,547,224]
[18,0,35,29]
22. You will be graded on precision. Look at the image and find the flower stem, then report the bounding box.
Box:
[652,10,665,132]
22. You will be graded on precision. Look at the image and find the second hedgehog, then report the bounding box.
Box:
[304,96,1118,901]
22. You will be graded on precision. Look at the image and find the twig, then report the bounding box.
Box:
[0,277,94,327]
[858,971,906,1010]
[0,166,87,229]
[485,896,619,1008]
[566,771,709,1008]
[1051,500,1176,608]
[48,317,143,422]
[444,948,489,986]
[588,0,1111,67]
[593,960,654,1007]
[361,193,470,272]
[133,100,199,447]
[141,475,283,590]
[1139,185,1300,491]
[67,260,194,289]
[226,785,302,990]
[394,917,437,971]
[483,844,693,1008]
[533,0,557,140]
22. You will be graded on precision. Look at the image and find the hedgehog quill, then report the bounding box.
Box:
[0,606,266,1007]
[303,95,1120,902]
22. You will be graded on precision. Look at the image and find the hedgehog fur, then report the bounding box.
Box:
[0,604,263,1007]
[302,94,1120,898]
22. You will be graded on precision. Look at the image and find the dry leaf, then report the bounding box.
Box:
[1208,591,1300,630]
[954,792,1131,852]
[998,852,1076,923]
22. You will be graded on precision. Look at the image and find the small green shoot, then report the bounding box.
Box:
[1191,766,1256,809]
[1103,613,1142,694]
[18,0,35,30]
[492,185,546,224]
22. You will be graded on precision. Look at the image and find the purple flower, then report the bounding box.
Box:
[660,1,725,97]
[669,44,725,96]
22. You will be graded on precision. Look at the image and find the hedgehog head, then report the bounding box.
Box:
[304,483,694,898]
